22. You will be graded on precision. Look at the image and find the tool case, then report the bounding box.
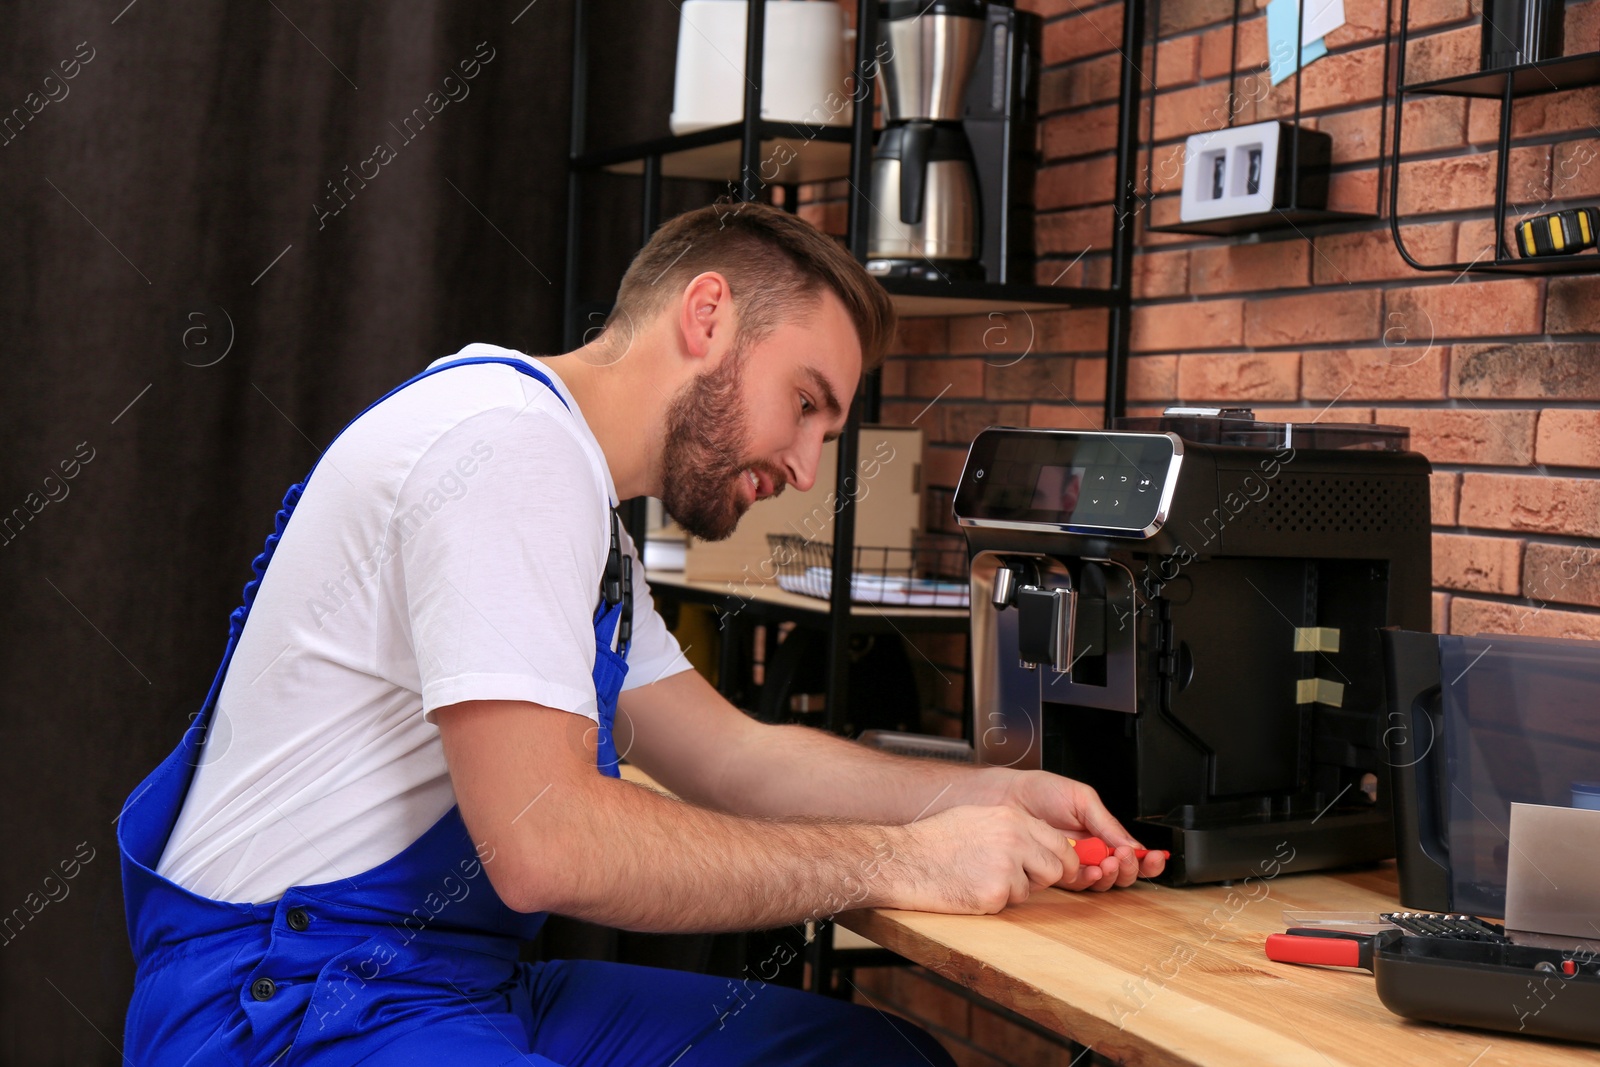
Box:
[1266,913,1600,1044]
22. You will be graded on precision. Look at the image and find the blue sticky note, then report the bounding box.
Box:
[1301,36,1328,73]
[1267,0,1330,86]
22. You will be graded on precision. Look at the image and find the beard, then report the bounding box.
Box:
[658,341,783,542]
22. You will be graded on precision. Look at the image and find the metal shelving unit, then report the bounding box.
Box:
[1142,0,1386,237]
[564,0,1145,741]
[1390,1,1600,274]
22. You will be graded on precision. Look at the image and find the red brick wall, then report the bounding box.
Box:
[862,0,1600,658]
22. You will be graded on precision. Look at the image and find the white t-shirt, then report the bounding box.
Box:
[156,345,689,904]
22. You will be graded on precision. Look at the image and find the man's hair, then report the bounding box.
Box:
[606,201,896,371]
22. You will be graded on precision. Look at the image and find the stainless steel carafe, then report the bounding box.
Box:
[877,0,986,122]
[866,122,979,270]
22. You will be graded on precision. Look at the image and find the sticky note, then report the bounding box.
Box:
[1303,0,1346,45]
[1267,0,1332,86]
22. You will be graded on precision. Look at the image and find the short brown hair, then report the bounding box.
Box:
[607,201,896,371]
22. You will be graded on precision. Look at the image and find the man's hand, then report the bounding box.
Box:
[888,805,1080,914]
[1000,771,1166,891]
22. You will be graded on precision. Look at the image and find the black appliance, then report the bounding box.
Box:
[953,409,1433,885]
[868,0,1038,284]
[1481,0,1563,69]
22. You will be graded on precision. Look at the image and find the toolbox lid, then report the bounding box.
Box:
[1442,633,1600,918]
[1113,407,1410,451]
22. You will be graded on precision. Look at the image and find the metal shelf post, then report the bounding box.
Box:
[1104,0,1146,422]
[824,0,881,736]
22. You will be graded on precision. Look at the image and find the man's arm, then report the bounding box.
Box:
[435,698,1079,932]
[618,668,1166,890]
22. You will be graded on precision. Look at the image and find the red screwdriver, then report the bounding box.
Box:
[1067,837,1169,865]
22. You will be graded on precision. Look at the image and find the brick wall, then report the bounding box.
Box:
[796,1,1600,1062]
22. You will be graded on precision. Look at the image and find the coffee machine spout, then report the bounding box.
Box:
[990,563,1018,609]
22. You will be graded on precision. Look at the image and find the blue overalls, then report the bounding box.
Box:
[119,357,955,1066]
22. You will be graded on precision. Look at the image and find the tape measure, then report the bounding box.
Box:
[1515,206,1599,257]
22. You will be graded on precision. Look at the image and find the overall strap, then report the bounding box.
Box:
[596,510,634,654]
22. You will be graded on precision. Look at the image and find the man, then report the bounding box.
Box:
[119,202,1164,1065]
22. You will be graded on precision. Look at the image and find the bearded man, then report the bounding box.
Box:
[117,202,1164,1065]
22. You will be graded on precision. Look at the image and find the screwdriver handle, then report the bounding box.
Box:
[1068,837,1170,866]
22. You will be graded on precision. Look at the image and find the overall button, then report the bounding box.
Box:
[286,907,311,932]
[250,977,276,1002]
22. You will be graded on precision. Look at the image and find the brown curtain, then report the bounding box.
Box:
[0,1,691,1061]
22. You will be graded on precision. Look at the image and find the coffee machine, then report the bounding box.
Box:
[954,410,1433,885]
[868,0,1039,284]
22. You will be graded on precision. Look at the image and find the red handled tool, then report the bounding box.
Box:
[1067,837,1169,866]
[1265,929,1377,972]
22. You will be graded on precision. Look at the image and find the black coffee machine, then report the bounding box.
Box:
[868,0,1039,284]
[954,410,1433,885]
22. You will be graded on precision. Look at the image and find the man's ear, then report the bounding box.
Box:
[677,271,733,363]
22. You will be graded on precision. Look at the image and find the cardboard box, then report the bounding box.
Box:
[682,425,923,586]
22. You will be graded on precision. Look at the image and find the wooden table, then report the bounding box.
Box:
[838,863,1600,1066]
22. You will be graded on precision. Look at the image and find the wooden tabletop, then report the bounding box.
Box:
[838,863,1600,1066]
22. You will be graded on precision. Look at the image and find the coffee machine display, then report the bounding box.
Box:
[954,410,1433,885]
[868,0,1039,284]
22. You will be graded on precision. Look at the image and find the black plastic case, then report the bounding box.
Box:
[1373,931,1600,1044]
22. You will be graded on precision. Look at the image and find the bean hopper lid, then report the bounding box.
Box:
[1112,407,1410,451]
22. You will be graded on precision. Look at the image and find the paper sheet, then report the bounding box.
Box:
[1267,0,1343,86]
[1303,0,1346,44]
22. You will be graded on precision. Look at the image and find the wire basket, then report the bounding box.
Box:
[765,532,970,608]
